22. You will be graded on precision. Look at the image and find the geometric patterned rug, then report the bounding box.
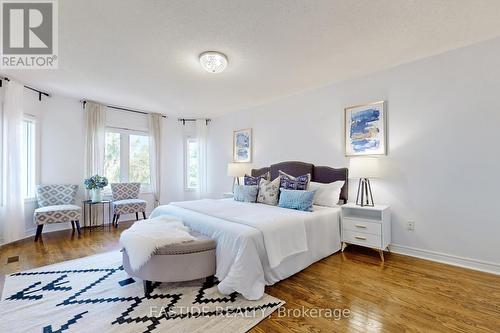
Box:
[0,251,284,333]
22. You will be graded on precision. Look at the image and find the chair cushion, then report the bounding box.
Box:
[155,231,216,255]
[34,204,81,225]
[112,199,147,214]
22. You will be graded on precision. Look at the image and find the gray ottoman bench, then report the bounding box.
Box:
[123,231,216,295]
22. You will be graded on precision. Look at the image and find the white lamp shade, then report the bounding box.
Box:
[349,157,380,179]
[227,163,251,177]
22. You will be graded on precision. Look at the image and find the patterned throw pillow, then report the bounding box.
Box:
[257,177,280,206]
[244,172,270,186]
[233,185,259,203]
[279,170,311,190]
[278,188,316,212]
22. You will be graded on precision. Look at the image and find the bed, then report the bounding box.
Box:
[150,161,348,300]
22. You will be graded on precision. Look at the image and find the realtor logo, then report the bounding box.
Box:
[1,0,58,69]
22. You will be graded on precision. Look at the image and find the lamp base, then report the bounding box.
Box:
[231,177,241,193]
[356,178,374,207]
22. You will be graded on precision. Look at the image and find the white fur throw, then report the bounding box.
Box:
[119,215,195,271]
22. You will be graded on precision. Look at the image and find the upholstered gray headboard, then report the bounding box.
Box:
[251,161,349,204]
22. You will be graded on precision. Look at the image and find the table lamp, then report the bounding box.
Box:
[349,157,380,207]
[227,163,251,192]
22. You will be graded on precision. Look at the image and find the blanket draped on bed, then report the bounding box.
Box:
[119,216,195,270]
[172,199,308,268]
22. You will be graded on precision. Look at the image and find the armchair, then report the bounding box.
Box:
[34,184,81,241]
[111,183,147,227]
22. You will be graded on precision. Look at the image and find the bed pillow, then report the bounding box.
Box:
[279,170,311,190]
[257,177,280,206]
[233,185,259,203]
[244,172,270,186]
[309,181,345,207]
[278,188,316,212]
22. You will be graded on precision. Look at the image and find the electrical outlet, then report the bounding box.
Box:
[407,220,415,231]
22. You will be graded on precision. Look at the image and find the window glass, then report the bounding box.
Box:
[186,138,199,189]
[104,132,121,184]
[21,119,36,198]
[129,134,150,185]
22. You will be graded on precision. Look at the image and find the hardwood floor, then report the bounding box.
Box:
[1,224,499,333]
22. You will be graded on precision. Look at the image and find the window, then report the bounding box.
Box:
[104,132,121,184]
[104,129,150,190]
[21,118,36,199]
[185,137,199,190]
[129,134,150,185]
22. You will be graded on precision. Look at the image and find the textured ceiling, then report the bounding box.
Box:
[3,0,500,116]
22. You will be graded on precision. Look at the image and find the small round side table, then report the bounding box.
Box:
[82,199,112,230]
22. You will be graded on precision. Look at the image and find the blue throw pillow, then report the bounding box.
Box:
[244,172,270,185]
[278,188,316,212]
[233,185,259,203]
[279,171,310,190]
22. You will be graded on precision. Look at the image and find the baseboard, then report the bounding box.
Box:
[389,244,500,275]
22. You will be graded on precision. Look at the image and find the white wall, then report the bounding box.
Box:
[207,37,500,273]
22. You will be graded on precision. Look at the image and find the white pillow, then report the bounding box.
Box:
[309,181,345,207]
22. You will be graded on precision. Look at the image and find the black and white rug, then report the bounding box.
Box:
[0,251,284,333]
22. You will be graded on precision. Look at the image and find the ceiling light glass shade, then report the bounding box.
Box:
[199,51,228,73]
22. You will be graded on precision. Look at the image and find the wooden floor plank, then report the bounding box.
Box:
[0,224,499,332]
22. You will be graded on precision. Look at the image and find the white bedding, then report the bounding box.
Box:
[150,199,341,300]
[172,199,307,268]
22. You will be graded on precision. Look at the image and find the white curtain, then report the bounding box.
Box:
[0,80,25,243]
[196,119,208,198]
[84,101,106,178]
[148,113,162,206]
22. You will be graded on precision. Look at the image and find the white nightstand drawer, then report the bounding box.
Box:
[343,230,382,248]
[343,218,381,235]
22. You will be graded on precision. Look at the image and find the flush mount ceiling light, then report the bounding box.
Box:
[199,51,228,73]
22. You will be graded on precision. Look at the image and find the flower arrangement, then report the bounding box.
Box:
[84,175,108,190]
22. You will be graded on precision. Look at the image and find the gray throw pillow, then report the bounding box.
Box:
[233,185,259,203]
[257,177,280,206]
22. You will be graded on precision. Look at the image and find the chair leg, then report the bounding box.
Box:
[135,212,139,221]
[115,215,120,228]
[71,221,75,230]
[75,221,81,235]
[112,214,116,226]
[143,280,153,296]
[34,225,44,242]
[142,212,146,219]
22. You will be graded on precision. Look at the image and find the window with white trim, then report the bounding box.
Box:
[184,137,199,190]
[104,129,151,190]
[21,118,36,199]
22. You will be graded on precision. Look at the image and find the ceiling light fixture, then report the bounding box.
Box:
[199,51,228,73]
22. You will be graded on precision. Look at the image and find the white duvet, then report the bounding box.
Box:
[150,199,341,300]
[172,199,307,268]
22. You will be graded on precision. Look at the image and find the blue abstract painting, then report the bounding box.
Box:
[345,101,386,156]
[233,128,252,162]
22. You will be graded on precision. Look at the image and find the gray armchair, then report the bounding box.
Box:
[34,184,81,241]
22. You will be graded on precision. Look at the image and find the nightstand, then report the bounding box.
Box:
[340,203,391,261]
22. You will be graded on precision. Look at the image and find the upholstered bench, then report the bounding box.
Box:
[122,231,216,295]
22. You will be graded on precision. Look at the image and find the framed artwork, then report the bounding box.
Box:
[345,101,386,156]
[233,128,252,163]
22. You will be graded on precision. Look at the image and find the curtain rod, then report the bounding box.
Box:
[0,76,50,101]
[82,100,167,118]
[178,118,212,125]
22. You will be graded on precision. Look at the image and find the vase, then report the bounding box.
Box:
[90,188,102,203]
